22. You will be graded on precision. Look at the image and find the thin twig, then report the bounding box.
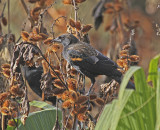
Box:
[20,0,34,27]
[50,16,66,38]
[1,115,5,130]
[38,1,56,31]
[72,0,78,35]
[0,2,6,18]
[22,42,68,90]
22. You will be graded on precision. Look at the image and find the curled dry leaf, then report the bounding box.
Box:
[69,91,77,103]
[2,69,10,78]
[77,106,88,114]
[67,78,77,91]
[116,59,124,68]
[8,120,16,127]
[95,98,104,106]
[1,63,10,70]
[62,100,72,109]
[39,33,48,40]
[89,94,97,101]
[21,31,29,41]
[0,92,10,102]
[2,99,10,107]
[44,37,53,45]
[63,0,72,5]
[61,91,72,101]
[68,18,76,28]
[53,79,65,89]
[76,95,88,105]
[52,88,66,96]
[129,55,140,62]
[77,114,86,122]
[2,17,7,26]
[81,24,92,33]
[1,107,10,115]
[75,21,81,30]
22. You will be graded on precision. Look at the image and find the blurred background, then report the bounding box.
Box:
[0,0,160,96]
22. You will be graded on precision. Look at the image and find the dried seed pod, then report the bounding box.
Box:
[68,18,76,27]
[44,37,53,45]
[69,91,77,103]
[39,33,48,40]
[2,99,10,107]
[29,34,42,42]
[51,44,61,52]
[1,64,10,70]
[120,50,128,56]
[76,96,88,105]
[95,98,104,106]
[52,88,66,96]
[50,69,61,78]
[1,107,10,115]
[129,55,140,62]
[105,2,114,8]
[61,91,72,101]
[21,31,29,41]
[89,94,97,101]
[63,118,73,129]
[81,24,92,33]
[62,100,72,109]
[120,54,128,59]
[77,114,86,122]
[77,106,88,114]
[122,44,131,50]
[75,21,81,30]
[105,8,114,14]
[2,17,7,26]
[114,3,123,12]
[116,59,124,68]
[53,79,65,89]
[16,88,24,97]
[8,120,16,127]
[2,69,10,78]
[10,85,19,96]
[32,26,39,34]
[0,92,10,101]
[69,68,77,77]
[67,78,77,92]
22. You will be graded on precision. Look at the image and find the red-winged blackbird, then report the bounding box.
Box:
[53,34,135,95]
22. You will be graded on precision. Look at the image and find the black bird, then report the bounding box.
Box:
[53,34,135,95]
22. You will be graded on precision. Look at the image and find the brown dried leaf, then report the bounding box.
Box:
[89,94,97,101]
[2,17,7,26]
[75,21,81,30]
[76,95,88,105]
[62,100,72,109]
[53,79,65,89]
[21,31,29,41]
[68,18,76,28]
[81,24,92,33]
[95,98,104,106]
[1,63,10,70]
[44,37,53,45]
[77,114,86,122]
[67,78,77,92]
[129,55,140,62]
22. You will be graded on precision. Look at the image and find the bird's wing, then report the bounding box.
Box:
[66,43,99,64]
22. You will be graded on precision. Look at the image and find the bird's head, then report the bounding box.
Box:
[53,34,79,46]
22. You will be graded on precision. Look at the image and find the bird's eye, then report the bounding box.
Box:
[59,36,65,40]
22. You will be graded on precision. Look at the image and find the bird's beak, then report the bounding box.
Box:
[52,37,61,43]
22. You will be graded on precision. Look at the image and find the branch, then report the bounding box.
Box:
[50,16,66,38]
[22,42,68,90]
[20,0,35,27]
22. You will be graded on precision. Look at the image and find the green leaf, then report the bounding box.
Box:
[18,108,62,130]
[147,54,160,87]
[29,100,55,109]
[156,70,160,130]
[95,66,140,130]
